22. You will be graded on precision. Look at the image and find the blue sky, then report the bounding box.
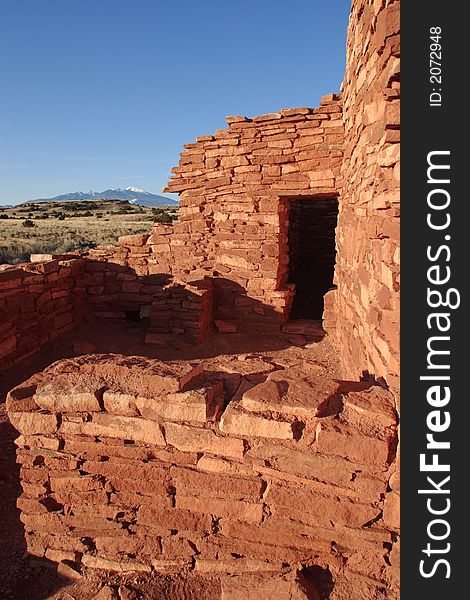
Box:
[0,0,351,206]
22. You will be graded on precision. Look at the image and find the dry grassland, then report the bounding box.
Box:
[0,200,177,264]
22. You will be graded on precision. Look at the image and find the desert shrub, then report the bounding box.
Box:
[151,208,175,224]
[155,212,173,224]
[0,214,9,219]
[58,214,65,220]
[22,219,35,228]
[0,240,60,264]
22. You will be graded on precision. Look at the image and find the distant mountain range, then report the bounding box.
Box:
[29,186,178,207]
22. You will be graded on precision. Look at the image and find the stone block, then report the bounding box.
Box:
[136,387,223,424]
[171,466,262,502]
[176,495,263,522]
[60,413,165,446]
[103,391,139,416]
[239,369,342,418]
[220,407,294,440]
[117,233,150,246]
[315,423,391,466]
[266,481,380,529]
[34,390,101,413]
[9,412,58,436]
[137,505,211,534]
[81,555,151,573]
[383,491,400,530]
[164,422,244,459]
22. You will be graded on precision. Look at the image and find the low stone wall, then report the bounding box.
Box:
[146,276,213,345]
[0,256,87,370]
[82,99,344,331]
[0,243,215,369]
[8,354,399,599]
[82,242,214,345]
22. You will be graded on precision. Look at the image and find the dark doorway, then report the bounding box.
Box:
[288,197,338,320]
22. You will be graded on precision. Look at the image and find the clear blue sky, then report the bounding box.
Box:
[0,0,351,206]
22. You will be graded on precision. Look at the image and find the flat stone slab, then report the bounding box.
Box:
[239,369,343,418]
[38,354,203,398]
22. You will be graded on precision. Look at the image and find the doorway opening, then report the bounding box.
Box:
[288,197,338,320]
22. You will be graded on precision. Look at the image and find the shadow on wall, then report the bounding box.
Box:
[82,261,326,348]
[0,272,327,408]
[1,256,330,374]
[0,418,75,600]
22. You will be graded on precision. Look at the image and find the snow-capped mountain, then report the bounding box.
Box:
[29,187,178,207]
[123,186,145,193]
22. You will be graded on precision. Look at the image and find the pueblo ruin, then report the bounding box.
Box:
[0,0,400,598]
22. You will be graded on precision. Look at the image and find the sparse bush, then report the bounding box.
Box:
[153,211,173,224]
[0,214,9,219]
[22,219,35,228]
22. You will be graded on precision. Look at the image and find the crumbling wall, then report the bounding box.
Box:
[8,354,399,599]
[328,0,400,393]
[0,246,215,366]
[0,256,87,370]
[84,101,343,330]
[81,242,214,345]
[168,99,343,329]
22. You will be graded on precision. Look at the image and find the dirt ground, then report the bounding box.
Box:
[0,319,342,600]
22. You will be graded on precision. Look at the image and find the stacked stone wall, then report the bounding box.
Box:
[81,239,213,345]
[0,246,215,371]
[75,100,344,332]
[330,0,400,394]
[163,97,344,328]
[1,0,401,395]
[0,256,87,370]
[7,354,399,599]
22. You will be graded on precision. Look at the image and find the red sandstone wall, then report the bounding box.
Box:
[1,2,400,391]
[329,0,400,393]
[7,354,399,599]
[81,241,213,345]
[0,247,214,362]
[0,256,87,370]
[160,99,344,328]
[79,101,344,331]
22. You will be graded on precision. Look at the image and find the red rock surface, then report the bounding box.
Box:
[5,354,398,599]
[330,0,400,397]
